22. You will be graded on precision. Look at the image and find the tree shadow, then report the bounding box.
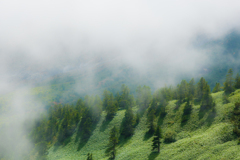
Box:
[174,100,181,112]
[181,114,190,127]
[148,152,159,160]
[100,117,113,132]
[144,130,154,141]
[198,105,208,119]
[206,107,217,127]
[118,134,132,147]
[76,121,98,151]
[158,111,167,126]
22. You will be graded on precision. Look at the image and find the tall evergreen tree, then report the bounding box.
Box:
[188,78,195,100]
[106,93,118,119]
[212,82,221,93]
[147,108,156,134]
[196,77,207,101]
[106,126,119,159]
[121,106,135,137]
[152,126,162,153]
[177,80,188,102]
[224,68,235,94]
[235,73,240,89]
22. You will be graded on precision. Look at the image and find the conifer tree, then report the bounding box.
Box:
[106,93,118,119]
[147,108,156,134]
[103,90,110,110]
[212,82,221,93]
[121,106,135,137]
[106,126,119,159]
[196,77,207,101]
[152,126,162,153]
[177,80,188,102]
[224,68,235,94]
[235,73,240,89]
[188,78,195,100]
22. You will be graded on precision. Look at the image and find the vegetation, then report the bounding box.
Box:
[106,126,119,160]
[152,126,163,153]
[4,69,240,159]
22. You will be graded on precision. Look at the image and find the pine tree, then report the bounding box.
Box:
[106,126,119,159]
[196,77,207,101]
[147,108,156,134]
[235,73,240,89]
[121,106,135,137]
[224,68,235,94]
[212,82,221,93]
[177,80,189,102]
[152,126,162,153]
[188,78,195,100]
[106,93,118,119]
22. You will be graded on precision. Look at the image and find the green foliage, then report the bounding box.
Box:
[181,99,192,123]
[121,106,135,137]
[196,77,207,101]
[177,80,189,102]
[147,108,156,134]
[188,78,195,100]
[152,126,162,153]
[224,68,235,94]
[235,73,240,89]
[222,94,230,104]
[232,102,240,137]
[106,126,119,160]
[164,130,177,143]
[106,93,119,120]
[212,82,221,93]
[35,141,48,156]
[118,84,135,109]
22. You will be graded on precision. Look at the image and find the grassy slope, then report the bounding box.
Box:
[47,90,240,160]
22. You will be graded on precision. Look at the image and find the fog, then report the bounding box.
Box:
[1,0,240,159]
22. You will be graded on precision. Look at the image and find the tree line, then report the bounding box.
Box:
[30,68,240,159]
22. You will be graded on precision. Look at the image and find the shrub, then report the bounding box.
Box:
[164,130,177,143]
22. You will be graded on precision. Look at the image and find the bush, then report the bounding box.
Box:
[164,130,177,143]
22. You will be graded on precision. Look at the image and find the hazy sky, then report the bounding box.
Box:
[1,0,240,79]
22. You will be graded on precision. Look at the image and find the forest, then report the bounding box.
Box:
[27,68,240,160]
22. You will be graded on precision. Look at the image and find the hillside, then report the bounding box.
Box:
[46,90,240,160]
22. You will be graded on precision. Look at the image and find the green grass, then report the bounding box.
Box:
[47,90,240,160]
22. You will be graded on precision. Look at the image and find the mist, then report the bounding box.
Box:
[1,0,240,159]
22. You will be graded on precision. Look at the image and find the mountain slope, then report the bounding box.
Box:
[47,90,240,160]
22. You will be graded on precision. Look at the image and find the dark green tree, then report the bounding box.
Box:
[118,84,134,109]
[196,77,207,101]
[235,73,240,89]
[87,153,93,160]
[121,106,135,137]
[188,78,195,100]
[181,98,192,123]
[106,126,119,159]
[103,90,110,110]
[106,93,118,119]
[212,82,221,93]
[147,108,156,134]
[152,126,162,153]
[224,68,235,94]
[177,80,189,102]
